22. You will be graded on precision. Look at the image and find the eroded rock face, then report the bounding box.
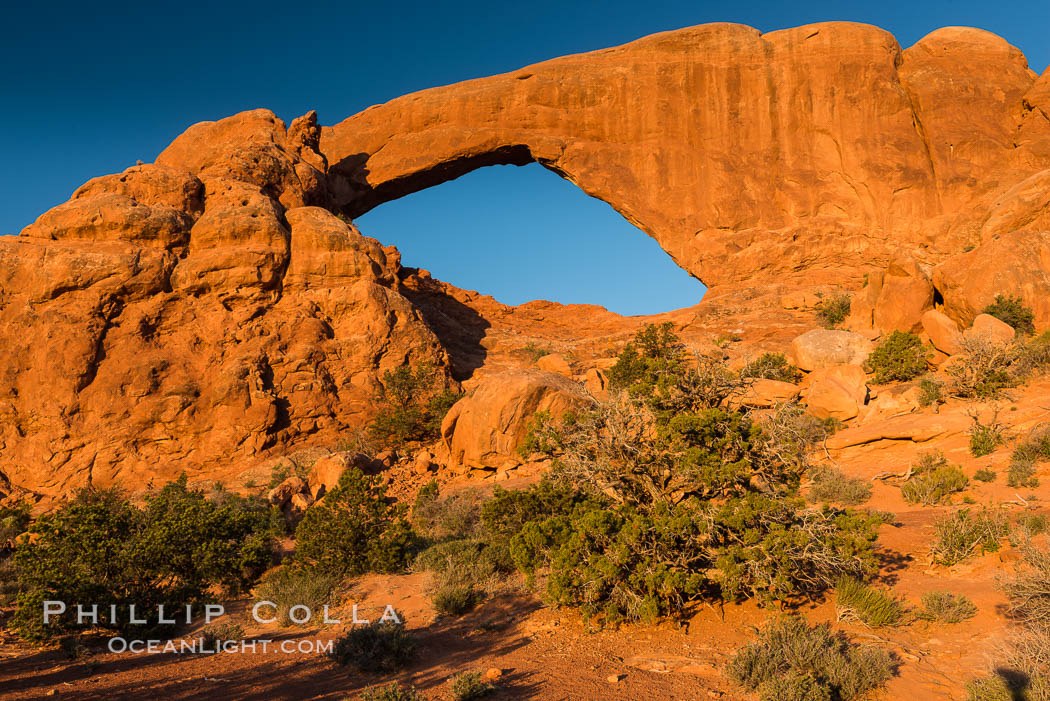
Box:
[440,369,593,471]
[0,111,448,496]
[322,23,1050,289]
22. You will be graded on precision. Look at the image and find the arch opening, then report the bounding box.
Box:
[354,163,705,317]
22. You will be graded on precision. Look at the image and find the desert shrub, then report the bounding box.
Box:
[931,507,1011,566]
[1008,426,1050,488]
[759,403,838,472]
[816,293,852,329]
[431,584,478,616]
[450,671,495,700]
[919,591,977,623]
[199,621,244,647]
[918,376,945,408]
[253,565,340,626]
[294,468,417,576]
[606,321,687,393]
[412,481,484,541]
[974,468,997,483]
[330,617,416,673]
[947,336,1020,399]
[1018,331,1050,376]
[268,459,310,489]
[0,501,32,548]
[727,615,895,701]
[1014,514,1050,543]
[1001,546,1050,627]
[368,363,462,444]
[356,682,423,701]
[900,453,969,505]
[835,577,906,627]
[807,466,872,505]
[970,412,1006,458]
[500,326,883,624]
[12,478,278,642]
[967,629,1050,701]
[517,409,578,459]
[741,353,803,383]
[479,480,595,551]
[984,294,1035,336]
[866,331,929,383]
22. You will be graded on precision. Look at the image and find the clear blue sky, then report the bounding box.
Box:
[3,1,1047,315]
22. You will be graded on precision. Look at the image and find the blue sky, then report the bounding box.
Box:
[3,1,1047,315]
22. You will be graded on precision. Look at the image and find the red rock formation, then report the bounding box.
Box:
[322,23,1050,289]
[0,111,447,496]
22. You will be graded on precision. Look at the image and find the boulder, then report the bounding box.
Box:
[583,368,609,397]
[789,330,874,371]
[921,310,964,355]
[965,313,1017,345]
[737,379,801,408]
[801,364,869,420]
[872,258,935,333]
[441,369,594,470]
[827,413,971,449]
[268,476,309,508]
[536,352,573,377]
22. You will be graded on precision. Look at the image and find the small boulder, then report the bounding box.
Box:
[268,476,308,508]
[801,364,869,420]
[965,313,1016,345]
[307,453,351,500]
[872,257,935,333]
[921,309,964,355]
[441,369,593,470]
[537,353,573,377]
[583,368,608,397]
[789,329,873,371]
[736,379,800,408]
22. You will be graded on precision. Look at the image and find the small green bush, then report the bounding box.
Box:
[816,293,852,329]
[900,454,969,505]
[0,501,32,548]
[294,468,417,576]
[974,468,997,483]
[807,466,872,505]
[919,591,977,623]
[866,331,929,383]
[450,671,496,700]
[741,353,803,383]
[431,584,478,616]
[412,481,483,541]
[253,566,340,626]
[356,682,423,701]
[969,413,1006,458]
[519,342,551,364]
[835,577,906,627]
[368,363,462,444]
[918,376,945,408]
[727,615,896,701]
[606,322,685,393]
[199,621,244,647]
[1008,426,1050,488]
[983,294,1035,336]
[330,617,416,673]
[931,507,1011,566]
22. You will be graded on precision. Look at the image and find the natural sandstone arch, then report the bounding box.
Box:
[322,22,1050,290]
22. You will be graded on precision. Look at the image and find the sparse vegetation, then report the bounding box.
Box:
[900,452,969,505]
[983,294,1036,336]
[1008,425,1050,489]
[919,591,977,623]
[835,577,907,627]
[368,362,462,444]
[807,466,872,505]
[449,671,496,700]
[727,615,896,701]
[866,331,929,383]
[815,292,852,329]
[969,411,1006,458]
[741,352,803,383]
[974,468,997,483]
[12,477,279,642]
[947,336,1019,399]
[931,507,1011,566]
[918,376,945,408]
[294,468,417,576]
[431,584,478,616]
[330,616,416,673]
[519,342,551,364]
[199,621,245,647]
[253,566,340,626]
[356,682,424,701]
